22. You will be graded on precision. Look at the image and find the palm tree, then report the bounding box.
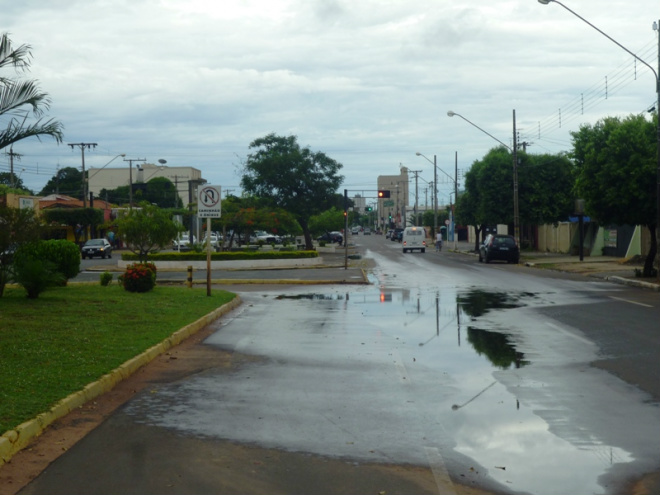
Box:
[0,33,63,151]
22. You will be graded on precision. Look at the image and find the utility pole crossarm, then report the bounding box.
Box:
[68,142,98,209]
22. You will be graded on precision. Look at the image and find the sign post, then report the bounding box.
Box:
[197,185,222,296]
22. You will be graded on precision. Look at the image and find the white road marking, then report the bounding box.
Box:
[546,322,594,346]
[424,446,457,495]
[608,296,653,308]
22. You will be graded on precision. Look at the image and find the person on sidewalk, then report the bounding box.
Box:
[435,231,443,252]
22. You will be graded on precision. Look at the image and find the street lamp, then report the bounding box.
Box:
[417,152,460,250]
[416,153,438,237]
[538,0,660,280]
[447,110,520,250]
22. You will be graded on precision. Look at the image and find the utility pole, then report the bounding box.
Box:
[6,147,22,188]
[123,157,146,209]
[68,143,97,208]
[409,170,422,226]
[512,110,520,247]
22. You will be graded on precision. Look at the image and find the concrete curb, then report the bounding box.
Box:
[0,296,243,468]
[605,275,660,291]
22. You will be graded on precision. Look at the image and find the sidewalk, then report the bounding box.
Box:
[449,240,660,292]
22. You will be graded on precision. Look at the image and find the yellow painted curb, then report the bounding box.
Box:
[0,296,242,467]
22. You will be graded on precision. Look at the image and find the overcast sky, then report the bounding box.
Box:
[3,0,658,205]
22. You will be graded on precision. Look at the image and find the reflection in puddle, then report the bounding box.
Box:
[457,288,532,317]
[132,285,649,495]
[275,293,347,300]
[466,328,529,369]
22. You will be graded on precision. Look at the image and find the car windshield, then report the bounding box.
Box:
[86,240,104,246]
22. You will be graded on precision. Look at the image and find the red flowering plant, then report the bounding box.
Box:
[118,262,157,293]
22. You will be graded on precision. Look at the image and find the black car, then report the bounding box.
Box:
[81,238,113,259]
[479,234,520,264]
[317,231,343,244]
[390,228,403,242]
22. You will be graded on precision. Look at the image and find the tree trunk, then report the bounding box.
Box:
[473,224,483,252]
[644,224,657,277]
[299,219,313,250]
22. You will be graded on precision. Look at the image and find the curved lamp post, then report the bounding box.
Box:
[447,110,520,249]
[538,0,660,280]
[416,152,460,249]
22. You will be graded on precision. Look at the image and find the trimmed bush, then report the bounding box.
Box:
[100,271,113,286]
[120,250,319,261]
[13,240,80,283]
[13,258,65,299]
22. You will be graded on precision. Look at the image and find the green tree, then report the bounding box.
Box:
[142,177,182,208]
[518,152,574,226]
[241,134,344,249]
[571,114,657,276]
[0,171,32,193]
[308,207,345,236]
[39,167,83,197]
[114,203,181,262]
[0,33,63,152]
[0,205,42,296]
[42,207,103,244]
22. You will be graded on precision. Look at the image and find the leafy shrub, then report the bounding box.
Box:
[13,240,80,284]
[100,271,113,286]
[119,262,157,293]
[13,258,65,299]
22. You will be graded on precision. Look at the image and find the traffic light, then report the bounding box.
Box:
[377,190,390,198]
[366,206,373,212]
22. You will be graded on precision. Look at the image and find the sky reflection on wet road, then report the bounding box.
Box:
[125,249,659,495]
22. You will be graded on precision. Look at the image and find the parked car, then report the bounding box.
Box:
[252,231,281,244]
[479,234,520,264]
[81,238,113,259]
[317,231,343,244]
[402,226,426,253]
[173,233,195,251]
[202,233,221,248]
[390,228,404,242]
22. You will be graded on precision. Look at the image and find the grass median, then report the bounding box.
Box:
[0,284,237,435]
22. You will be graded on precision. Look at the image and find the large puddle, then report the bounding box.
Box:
[127,284,658,495]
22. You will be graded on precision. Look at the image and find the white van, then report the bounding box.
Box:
[402,226,427,253]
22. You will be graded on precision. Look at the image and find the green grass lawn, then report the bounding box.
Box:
[0,283,236,434]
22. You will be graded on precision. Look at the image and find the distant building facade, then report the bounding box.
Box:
[87,163,203,206]
[377,168,409,228]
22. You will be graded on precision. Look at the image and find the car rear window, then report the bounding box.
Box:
[495,236,515,246]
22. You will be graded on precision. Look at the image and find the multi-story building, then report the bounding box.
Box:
[377,168,409,228]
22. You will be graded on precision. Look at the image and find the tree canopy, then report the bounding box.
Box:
[114,203,182,262]
[39,166,83,197]
[0,33,63,152]
[571,113,657,275]
[0,171,32,193]
[456,146,575,250]
[241,134,344,249]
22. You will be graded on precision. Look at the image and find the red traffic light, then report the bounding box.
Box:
[377,190,390,198]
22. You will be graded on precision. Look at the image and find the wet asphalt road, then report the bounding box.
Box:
[20,236,660,495]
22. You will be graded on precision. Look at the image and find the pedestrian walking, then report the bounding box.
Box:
[435,231,443,252]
